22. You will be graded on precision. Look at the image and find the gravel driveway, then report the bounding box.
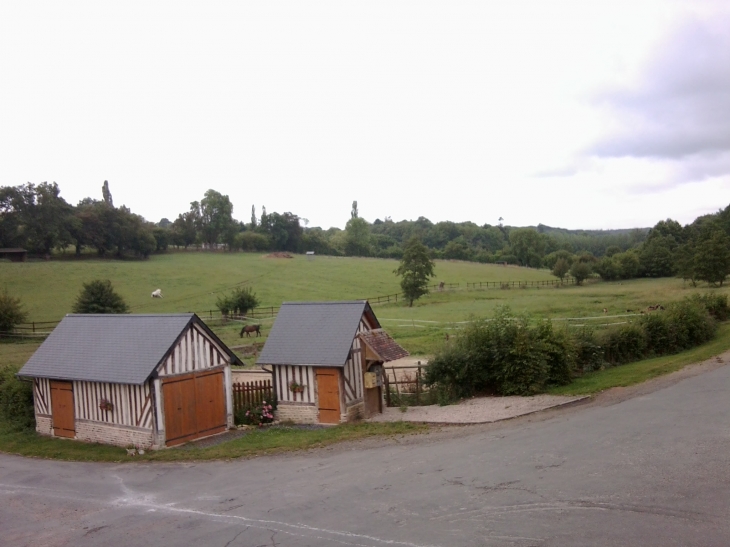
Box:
[369,394,588,424]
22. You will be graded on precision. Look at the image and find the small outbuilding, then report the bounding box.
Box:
[257,301,409,424]
[0,248,27,262]
[17,313,243,448]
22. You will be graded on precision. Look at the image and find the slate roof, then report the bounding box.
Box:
[17,314,242,385]
[359,329,409,362]
[257,301,380,367]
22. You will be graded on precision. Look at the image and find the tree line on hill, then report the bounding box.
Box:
[0,181,728,285]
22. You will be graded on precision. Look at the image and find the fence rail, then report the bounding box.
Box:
[232,380,274,415]
[466,278,574,289]
[14,277,580,336]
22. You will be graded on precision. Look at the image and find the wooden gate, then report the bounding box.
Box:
[163,368,227,446]
[316,368,341,424]
[50,381,75,438]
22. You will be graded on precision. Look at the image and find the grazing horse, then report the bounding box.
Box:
[647,304,664,312]
[239,324,261,338]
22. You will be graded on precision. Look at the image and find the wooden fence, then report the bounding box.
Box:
[232,380,274,414]
[383,364,427,407]
[466,278,574,289]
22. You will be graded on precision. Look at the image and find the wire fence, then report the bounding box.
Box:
[9,276,587,338]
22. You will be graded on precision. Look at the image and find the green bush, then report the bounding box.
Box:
[571,327,605,372]
[0,290,27,332]
[0,365,35,431]
[663,299,716,351]
[691,293,729,321]
[600,323,647,365]
[535,321,576,386]
[72,280,129,314]
[640,313,672,355]
[425,307,556,398]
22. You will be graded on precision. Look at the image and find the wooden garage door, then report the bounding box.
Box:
[316,368,341,424]
[50,381,75,438]
[163,368,227,446]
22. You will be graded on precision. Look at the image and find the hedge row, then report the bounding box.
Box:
[425,294,727,399]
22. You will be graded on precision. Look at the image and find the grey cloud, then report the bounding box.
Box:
[589,18,730,161]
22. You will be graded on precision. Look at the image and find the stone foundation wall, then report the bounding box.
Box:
[75,420,154,448]
[276,404,318,424]
[35,415,52,435]
[345,401,364,423]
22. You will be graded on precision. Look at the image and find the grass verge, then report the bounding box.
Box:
[548,322,730,396]
[0,421,428,463]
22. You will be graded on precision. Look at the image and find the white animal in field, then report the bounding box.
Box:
[151,289,163,298]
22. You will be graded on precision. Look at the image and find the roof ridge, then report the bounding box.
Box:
[281,300,367,305]
[65,313,195,318]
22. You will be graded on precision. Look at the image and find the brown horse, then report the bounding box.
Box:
[239,324,261,338]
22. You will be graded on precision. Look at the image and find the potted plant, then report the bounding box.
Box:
[288,380,306,394]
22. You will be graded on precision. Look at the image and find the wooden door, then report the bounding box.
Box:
[50,381,75,438]
[316,368,341,424]
[163,375,194,445]
[194,369,227,436]
[163,368,227,446]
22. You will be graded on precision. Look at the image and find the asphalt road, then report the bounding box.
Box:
[1,363,729,547]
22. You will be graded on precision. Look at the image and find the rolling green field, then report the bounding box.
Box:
[2,251,729,358]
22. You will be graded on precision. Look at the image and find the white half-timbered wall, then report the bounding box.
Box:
[274,313,376,407]
[33,378,51,416]
[157,323,230,377]
[74,381,154,429]
[275,365,315,404]
[342,319,370,405]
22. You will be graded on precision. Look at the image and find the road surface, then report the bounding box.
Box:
[1,362,729,546]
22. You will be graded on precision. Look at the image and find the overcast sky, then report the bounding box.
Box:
[1,1,729,230]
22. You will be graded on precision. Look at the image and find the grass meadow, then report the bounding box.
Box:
[3,251,730,357]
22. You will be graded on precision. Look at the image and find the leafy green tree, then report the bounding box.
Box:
[0,290,27,332]
[2,182,74,256]
[101,180,113,207]
[351,200,358,219]
[72,280,129,314]
[193,190,235,247]
[443,238,471,261]
[616,251,641,278]
[639,235,676,277]
[509,228,545,267]
[394,237,435,306]
[694,230,730,286]
[231,287,260,315]
[544,250,574,270]
[344,217,371,256]
[264,212,302,252]
[675,243,698,286]
[250,205,257,229]
[569,261,592,285]
[552,258,570,282]
[171,211,198,248]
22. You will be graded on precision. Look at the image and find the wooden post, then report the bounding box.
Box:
[392,366,400,404]
[384,373,391,407]
[416,361,421,405]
